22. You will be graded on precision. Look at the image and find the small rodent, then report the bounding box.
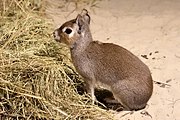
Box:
[53,9,153,111]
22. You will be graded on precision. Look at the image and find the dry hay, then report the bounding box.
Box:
[0,0,113,119]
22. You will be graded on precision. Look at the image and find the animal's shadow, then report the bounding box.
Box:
[76,82,124,111]
[95,89,124,111]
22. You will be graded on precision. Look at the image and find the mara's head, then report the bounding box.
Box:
[53,9,91,48]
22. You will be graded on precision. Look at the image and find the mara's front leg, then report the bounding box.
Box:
[84,79,96,104]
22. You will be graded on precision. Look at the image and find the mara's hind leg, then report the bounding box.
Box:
[111,78,150,111]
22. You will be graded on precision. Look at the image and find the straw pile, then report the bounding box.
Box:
[0,0,113,119]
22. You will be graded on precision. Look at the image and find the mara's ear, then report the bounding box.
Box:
[75,14,84,34]
[83,13,90,24]
[76,14,83,25]
[75,9,90,26]
[75,10,90,34]
[81,9,91,24]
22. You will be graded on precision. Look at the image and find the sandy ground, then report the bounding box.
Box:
[46,0,180,119]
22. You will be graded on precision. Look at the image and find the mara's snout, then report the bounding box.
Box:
[53,29,60,42]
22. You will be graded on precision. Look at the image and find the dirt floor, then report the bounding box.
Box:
[46,0,180,119]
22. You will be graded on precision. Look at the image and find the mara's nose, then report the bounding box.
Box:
[53,29,60,42]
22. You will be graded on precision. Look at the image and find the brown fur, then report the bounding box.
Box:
[53,9,153,110]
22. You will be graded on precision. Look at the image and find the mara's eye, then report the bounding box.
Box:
[64,28,72,34]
